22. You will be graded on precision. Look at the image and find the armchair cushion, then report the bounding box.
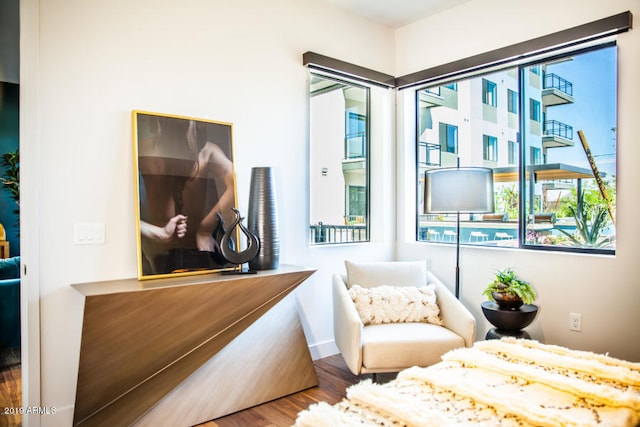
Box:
[362,323,464,370]
[345,260,426,289]
[0,256,20,280]
[348,284,442,326]
[0,256,20,349]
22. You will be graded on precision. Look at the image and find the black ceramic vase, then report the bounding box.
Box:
[248,167,279,270]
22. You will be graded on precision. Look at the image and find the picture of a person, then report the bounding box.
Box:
[135,113,236,276]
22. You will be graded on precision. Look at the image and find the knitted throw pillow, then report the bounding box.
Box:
[348,284,442,326]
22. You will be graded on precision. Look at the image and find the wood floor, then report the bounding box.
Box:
[0,351,392,427]
[0,348,21,427]
[199,354,396,427]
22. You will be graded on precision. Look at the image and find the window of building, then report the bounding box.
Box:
[530,146,542,165]
[346,112,366,159]
[439,123,458,153]
[508,140,517,164]
[482,79,497,107]
[416,43,617,254]
[508,89,518,114]
[483,135,498,162]
[529,99,541,122]
[348,186,366,217]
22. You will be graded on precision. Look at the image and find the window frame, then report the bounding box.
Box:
[439,122,459,154]
[482,78,498,107]
[508,140,518,164]
[508,89,518,114]
[308,71,372,245]
[415,41,617,256]
[483,135,498,162]
[529,98,541,122]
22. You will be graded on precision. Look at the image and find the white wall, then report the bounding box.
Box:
[21,0,395,425]
[395,0,640,362]
[310,89,347,225]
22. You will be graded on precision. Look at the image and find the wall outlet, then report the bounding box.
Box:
[569,312,582,332]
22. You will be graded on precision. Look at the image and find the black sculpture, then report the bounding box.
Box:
[220,208,260,269]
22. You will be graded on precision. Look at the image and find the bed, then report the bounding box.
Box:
[294,338,640,427]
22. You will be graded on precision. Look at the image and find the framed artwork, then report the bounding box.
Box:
[132,111,239,279]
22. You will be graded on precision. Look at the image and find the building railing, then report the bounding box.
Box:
[544,73,573,96]
[345,132,366,159]
[543,120,573,140]
[310,222,367,244]
[423,86,441,97]
[418,141,441,167]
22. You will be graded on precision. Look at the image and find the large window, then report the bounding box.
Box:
[417,43,616,254]
[309,73,370,244]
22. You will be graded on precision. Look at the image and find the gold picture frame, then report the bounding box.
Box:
[132,110,239,279]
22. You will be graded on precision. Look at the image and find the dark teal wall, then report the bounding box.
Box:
[0,82,19,257]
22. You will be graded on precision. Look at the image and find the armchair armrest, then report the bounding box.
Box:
[332,273,364,375]
[428,272,476,347]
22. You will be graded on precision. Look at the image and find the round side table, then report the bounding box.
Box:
[481,301,538,340]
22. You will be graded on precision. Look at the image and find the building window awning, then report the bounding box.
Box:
[493,163,595,183]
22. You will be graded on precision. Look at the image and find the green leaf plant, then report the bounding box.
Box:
[482,268,537,305]
[555,200,614,248]
[1,149,20,222]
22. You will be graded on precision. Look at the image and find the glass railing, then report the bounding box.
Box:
[418,141,441,166]
[345,132,366,159]
[310,222,367,244]
[543,120,573,140]
[543,73,573,96]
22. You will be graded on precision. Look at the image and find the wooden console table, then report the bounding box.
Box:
[72,265,318,427]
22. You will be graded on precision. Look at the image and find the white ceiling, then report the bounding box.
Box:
[321,0,473,28]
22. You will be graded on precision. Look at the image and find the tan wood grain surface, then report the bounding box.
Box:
[72,266,316,427]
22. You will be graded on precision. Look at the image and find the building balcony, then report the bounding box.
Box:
[542,120,574,149]
[418,141,441,167]
[345,133,366,160]
[418,86,458,109]
[542,73,574,106]
[418,87,447,108]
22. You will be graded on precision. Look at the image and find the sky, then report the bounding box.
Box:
[542,45,617,177]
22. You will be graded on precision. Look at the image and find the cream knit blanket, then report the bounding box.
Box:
[294,338,640,427]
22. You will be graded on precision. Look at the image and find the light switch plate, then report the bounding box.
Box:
[74,223,105,245]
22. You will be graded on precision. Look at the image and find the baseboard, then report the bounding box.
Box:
[308,339,339,361]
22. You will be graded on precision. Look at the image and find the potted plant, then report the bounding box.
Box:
[1,149,19,216]
[482,267,536,310]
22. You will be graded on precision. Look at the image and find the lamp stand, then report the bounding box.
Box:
[424,158,494,301]
[455,211,460,299]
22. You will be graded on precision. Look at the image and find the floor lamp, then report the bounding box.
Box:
[424,164,494,298]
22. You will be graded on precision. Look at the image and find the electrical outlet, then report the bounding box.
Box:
[569,312,582,332]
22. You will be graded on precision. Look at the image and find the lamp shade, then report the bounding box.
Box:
[425,167,495,213]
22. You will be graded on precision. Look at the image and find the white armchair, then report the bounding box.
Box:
[333,260,476,375]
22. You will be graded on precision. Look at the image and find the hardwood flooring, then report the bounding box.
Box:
[0,351,389,427]
[0,348,21,427]
[199,354,396,427]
